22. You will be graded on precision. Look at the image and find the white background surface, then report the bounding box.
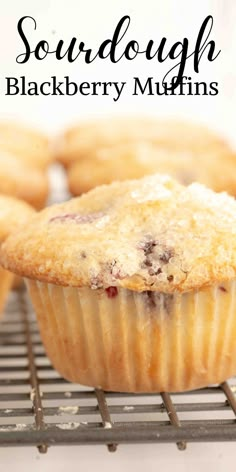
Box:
[1,442,236,472]
[0,0,236,469]
[0,0,235,140]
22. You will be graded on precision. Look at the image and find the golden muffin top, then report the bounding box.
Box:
[0,195,34,242]
[1,174,236,293]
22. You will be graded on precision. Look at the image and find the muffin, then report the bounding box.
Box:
[68,142,236,196]
[1,174,236,392]
[0,121,52,171]
[0,195,34,315]
[0,151,49,209]
[55,117,229,168]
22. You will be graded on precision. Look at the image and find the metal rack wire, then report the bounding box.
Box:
[0,288,236,453]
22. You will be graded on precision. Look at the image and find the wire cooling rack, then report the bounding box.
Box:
[0,289,236,453]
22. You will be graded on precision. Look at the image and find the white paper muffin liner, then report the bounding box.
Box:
[26,279,236,392]
[0,267,14,318]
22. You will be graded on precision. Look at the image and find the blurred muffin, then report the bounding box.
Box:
[68,143,236,196]
[0,152,49,209]
[2,174,236,392]
[55,117,228,168]
[0,195,34,315]
[0,121,52,171]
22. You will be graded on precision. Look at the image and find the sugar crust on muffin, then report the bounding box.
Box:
[1,174,236,292]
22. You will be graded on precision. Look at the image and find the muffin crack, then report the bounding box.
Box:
[49,212,105,224]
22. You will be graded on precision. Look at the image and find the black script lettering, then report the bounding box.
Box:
[163,16,220,90]
[56,38,79,62]
[124,40,140,60]
[194,16,221,72]
[98,15,131,63]
[145,38,167,61]
[34,40,50,60]
[165,39,189,89]
[16,16,36,64]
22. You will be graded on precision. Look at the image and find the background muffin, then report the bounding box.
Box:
[68,142,236,196]
[55,117,229,168]
[0,195,34,315]
[1,174,236,392]
[0,151,49,209]
[0,120,52,171]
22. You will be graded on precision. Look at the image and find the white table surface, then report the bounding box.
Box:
[0,442,235,472]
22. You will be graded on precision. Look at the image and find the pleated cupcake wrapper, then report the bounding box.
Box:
[12,276,23,290]
[26,279,236,393]
[0,267,14,318]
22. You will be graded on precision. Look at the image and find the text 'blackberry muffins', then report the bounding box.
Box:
[1,174,236,392]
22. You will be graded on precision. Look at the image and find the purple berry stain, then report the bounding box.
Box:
[105,287,118,298]
[219,286,227,293]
